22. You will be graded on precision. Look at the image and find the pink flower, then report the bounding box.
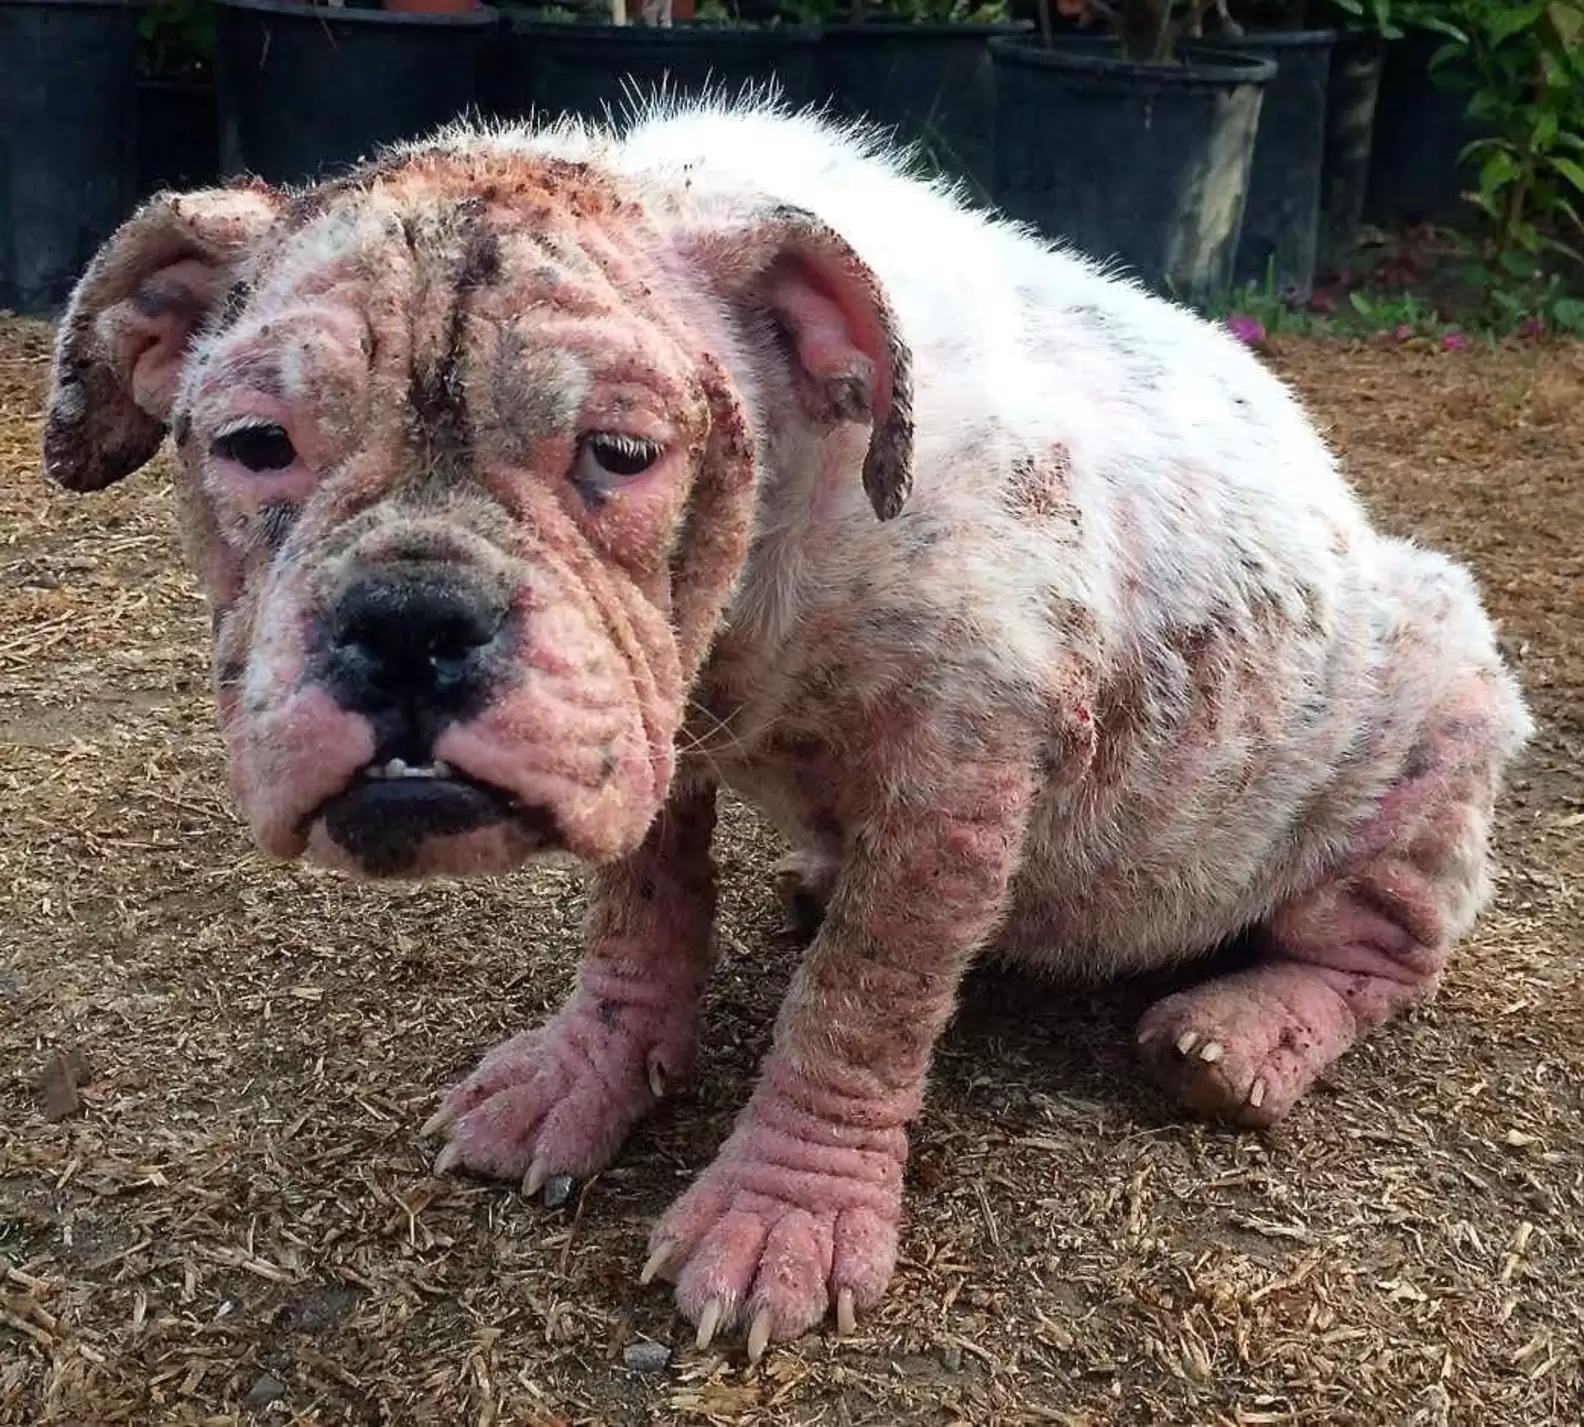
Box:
[1441,332,1470,351]
[1394,324,1414,342]
[1225,314,1266,345]
[1308,290,1337,315]
[1519,315,1546,338]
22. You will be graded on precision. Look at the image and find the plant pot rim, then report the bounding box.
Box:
[0,0,146,10]
[987,35,1277,87]
[213,0,498,27]
[1199,26,1340,50]
[820,19,1033,39]
[506,16,820,43]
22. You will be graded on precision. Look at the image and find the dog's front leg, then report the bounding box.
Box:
[424,776,719,1197]
[643,748,1034,1358]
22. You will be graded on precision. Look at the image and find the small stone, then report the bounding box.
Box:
[37,1046,92,1122]
[543,1174,574,1209]
[243,1372,288,1410]
[622,1340,672,1373]
[941,1343,964,1373]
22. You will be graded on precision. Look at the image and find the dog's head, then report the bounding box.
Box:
[41,131,913,878]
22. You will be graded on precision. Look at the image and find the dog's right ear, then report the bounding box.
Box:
[43,186,283,493]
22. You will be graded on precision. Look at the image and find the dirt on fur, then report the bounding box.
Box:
[2,317,1580,1425]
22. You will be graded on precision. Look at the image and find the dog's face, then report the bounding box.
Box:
[42,137,912,878]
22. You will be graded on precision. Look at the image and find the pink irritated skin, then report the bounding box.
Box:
[425,779,720,1180]
[1136,670,1512,1128]
[644,742,1036,1343]
[41,108,1534,1361]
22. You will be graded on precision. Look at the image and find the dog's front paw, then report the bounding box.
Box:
[424,992,698,1199]
[640,1091,906,1359]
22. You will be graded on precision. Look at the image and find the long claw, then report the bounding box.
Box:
[647,1055,667,1101]
[746,1308,773,1364]
[523,1158,549,1198]
[420,1105,454,1138]
[1198,1040,1225,1065]
[1248,1077,1267,1109]
[695,1298,722,1351]
[1174,1030,1201,1057]
[639,1241,674,1287]
[835,1287,856,1338]
[433,1141,463,1176]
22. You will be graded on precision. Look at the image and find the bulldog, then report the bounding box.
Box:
[41,96,1532,1359]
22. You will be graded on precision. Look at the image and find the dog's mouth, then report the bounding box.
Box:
[304,755,560,874]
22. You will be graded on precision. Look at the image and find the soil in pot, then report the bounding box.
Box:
[0,0,142,316]
[819,20,1031,202]
[493,11,821,127]
[1198,28,1337,302]
[1316,28,1382,278]
[213,0,498,188]
[987,37,1276,305]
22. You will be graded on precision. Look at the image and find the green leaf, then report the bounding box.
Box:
[1538,232,1584,263]
[1552,156,1584,194]
[1551,296,1584,332]
[1552,193,1583,229]
[1460,136,1516,161]
[1466,189,1503,220]
[1349,291,1376,318]
[1545,1,1584,48]
[1487,1,1547,43]
[1416,14,1469,42]
[1499,249,1539,277]
[1479,150,1520,194]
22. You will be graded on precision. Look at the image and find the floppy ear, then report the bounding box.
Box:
[678,203,915,521]
[42,185,284,494]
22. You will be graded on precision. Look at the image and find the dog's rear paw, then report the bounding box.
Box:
[423,992,697,1198]
[1135,964,1353,1129]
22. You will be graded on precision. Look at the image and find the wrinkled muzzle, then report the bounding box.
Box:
[225,531,675,880]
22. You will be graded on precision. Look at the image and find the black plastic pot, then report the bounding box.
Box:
[213,0,498,188]
[1363,26,1487,229]
[1204,29,1336,301]
[1316,28,1383,277]
[818,21,1031,202]
[987,37,1276,304]
[136,76,221,199]
[0,0,142,316]
[495,16,821,127]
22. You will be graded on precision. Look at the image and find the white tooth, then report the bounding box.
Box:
[432,759,452,778]
[385,758,410,778]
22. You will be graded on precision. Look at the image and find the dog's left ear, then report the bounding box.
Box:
[677,203,915,521]
[42,185,283,495]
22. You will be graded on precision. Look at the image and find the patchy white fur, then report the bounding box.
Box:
[409,91,1532,977]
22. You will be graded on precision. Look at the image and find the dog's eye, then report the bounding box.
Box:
[584,433,661,479]
[212,423,297,473]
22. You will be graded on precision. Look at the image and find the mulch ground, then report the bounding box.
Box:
[1,317,1580,1427]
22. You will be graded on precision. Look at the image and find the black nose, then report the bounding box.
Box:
[319,570,505,729]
